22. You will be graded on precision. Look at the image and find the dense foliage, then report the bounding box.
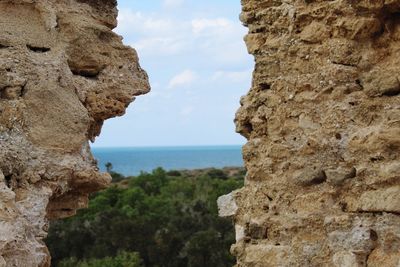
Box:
[46,167,244,267]
[58,251,142,267]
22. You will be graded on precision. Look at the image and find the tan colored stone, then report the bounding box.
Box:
[379,162,400,177]
[300,22,330,43]
[350,0,384,11]
[368,248,400,267]
[326,167,357,185]
[357,186,400,213]
[332,250,366,267]
[244,33,265,54]
[338,17,382,40]
[0,0,149,265]
[293,167,327,186]
[228,0,400,265]
[361,69,400,97]
[244,244,289,266]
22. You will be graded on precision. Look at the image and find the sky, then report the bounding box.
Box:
[92,0,253,147]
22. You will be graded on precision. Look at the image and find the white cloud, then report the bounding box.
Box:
[131,37,186,56]
[163,0,184,8]
[212,69,252,83]
[115,7,251,75]
[116,10,177,37]
[168,70,197,89]
[191,18,233,35]
[115,9,189,56]
[190,18,249,65]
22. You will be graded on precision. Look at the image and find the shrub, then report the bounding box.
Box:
[58,251,142,267]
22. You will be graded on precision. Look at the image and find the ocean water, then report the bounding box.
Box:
[92,145,244,176]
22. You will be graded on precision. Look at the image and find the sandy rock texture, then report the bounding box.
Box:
[0,0,149,266]
[219,0,400,266]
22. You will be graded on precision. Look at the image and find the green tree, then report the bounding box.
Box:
[59,251,142,267]
[46,168,244,267]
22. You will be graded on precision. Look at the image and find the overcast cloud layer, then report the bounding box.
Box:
[93,0,253,147]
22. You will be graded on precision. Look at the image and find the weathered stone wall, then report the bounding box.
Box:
[220,0,400,266]
[0,0,149,266]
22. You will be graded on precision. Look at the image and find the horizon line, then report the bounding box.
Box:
[91,144,244,149]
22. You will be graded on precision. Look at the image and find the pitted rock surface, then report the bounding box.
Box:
[0,0,149,266]
[219,0,400,266]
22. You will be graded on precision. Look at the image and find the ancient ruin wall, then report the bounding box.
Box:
[219,0,400,266]
[0,0,149,266]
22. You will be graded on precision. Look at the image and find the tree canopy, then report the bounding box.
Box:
[46,167,244,267]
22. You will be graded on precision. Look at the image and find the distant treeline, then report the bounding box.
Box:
[46,167,245,267]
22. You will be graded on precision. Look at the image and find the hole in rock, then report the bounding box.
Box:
[382,87,400,97]
[259,82,271,90]
[5,174,12,188]
[370,156,384,162]
[339,201,348,212]
[20,83,27,97]
[26,44,51,53]
[264,228,269,239]
[70,69,101,79]
[370,229,378,241]
[383,11,400,34]
[61,208,74,212]
[309,170,327,185]
[243,122,254,135]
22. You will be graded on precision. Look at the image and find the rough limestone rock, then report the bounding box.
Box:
[219,0,400,266]
[0,0,149,266]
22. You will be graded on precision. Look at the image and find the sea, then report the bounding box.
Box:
[92,145,244,176]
